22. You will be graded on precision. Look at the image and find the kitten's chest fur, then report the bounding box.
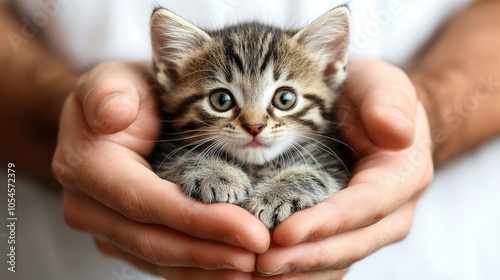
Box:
[245,162,282,183]
[241,140,345,184]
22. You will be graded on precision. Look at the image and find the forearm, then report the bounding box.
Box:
[408,0,500,166]
[0,5,78,184]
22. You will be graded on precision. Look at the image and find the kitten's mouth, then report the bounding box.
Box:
[232,136,285,164]
[245,137,268,148]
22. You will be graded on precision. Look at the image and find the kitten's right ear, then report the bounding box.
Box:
[293,6,350,82]
[150,8,211,77]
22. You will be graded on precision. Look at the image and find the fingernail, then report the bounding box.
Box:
[260,265,295,276]
[218,264,237,270]
[97,93,128,120]
[218,263,254,273]
[385,108,414,130]
[96,93,134,132]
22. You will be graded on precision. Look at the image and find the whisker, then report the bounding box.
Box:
[195,57,231,79]
[159,129,218,136]
[288,143,309,166]
[154,132,219,143]
[300,131,359,159]
[196,137,224,163]
[157,136,217,171]
[184,75,219,91]
[174,69,219,84]
[178,137,218,164]
[294,141,326,173]
[192,117,218,128]
[297,134,352,175]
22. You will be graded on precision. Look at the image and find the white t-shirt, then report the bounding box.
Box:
[17,0,471,69]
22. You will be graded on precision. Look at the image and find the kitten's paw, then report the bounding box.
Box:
[179,164,251,205]
[246,184,319,230]
[246,167,343,229]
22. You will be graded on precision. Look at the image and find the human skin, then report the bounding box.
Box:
[54,58,428,280]
[408,0,500,166]
[0,5,78,184]
[2,0,500,279]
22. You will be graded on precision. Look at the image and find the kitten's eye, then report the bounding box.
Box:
[272,88,297,111]
[209,89,235,112]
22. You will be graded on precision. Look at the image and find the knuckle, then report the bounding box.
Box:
[371,202,393,225]
[333,254,357,271]
[115,188,145,222]
[129,231,162,265]
[396,223,412,242]
[51,156,73,188]
[62,195,84,231]
[395,209,414,242]
[104,222,123,252]
[183,248,203,268]
[421,165,435,191]
[94,239,115,257]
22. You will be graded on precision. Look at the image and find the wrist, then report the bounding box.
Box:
[408,68,500,167]
[406,0,500,166]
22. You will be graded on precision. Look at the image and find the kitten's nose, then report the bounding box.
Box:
[243,124,266,136]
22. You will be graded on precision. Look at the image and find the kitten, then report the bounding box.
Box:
[150,6,352,230]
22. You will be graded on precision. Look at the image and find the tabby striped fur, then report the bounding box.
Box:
[150,6,351,229]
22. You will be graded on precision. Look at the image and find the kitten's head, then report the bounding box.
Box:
[151,6,350,165]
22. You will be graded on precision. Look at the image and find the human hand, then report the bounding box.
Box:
[254,59,434,278]
[52,61,270,279]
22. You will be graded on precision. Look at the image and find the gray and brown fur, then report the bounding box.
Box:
[150,6,352,229]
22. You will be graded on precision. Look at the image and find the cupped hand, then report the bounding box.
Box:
[254,59,434,278]
[52,61,270,279]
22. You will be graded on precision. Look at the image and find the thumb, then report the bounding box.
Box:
[74,62,149,134]
[344,59,417,149]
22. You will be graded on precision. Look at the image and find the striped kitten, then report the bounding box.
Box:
[150,6,351,229]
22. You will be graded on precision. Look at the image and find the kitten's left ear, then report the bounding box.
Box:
[293,6,351,78]
[150,8,211,88]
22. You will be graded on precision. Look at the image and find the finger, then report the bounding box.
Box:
[75,156,268,252]
[257,201,415,274]
[64,190,257,272]
[54,96,270,252]
[343,59,418,149]
[95,240,253,280]
[74,62,151,134]
[274,104,432,246]
[63,153,269,252]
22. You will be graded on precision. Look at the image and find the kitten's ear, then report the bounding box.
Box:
[150,8,211,81]
[293,6,350,79]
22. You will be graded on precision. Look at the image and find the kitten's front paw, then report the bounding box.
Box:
[246,184,319,230]
[179,164,251,205]
[246,167,342,230]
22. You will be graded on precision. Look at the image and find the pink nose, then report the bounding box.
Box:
[243,124,266,136]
